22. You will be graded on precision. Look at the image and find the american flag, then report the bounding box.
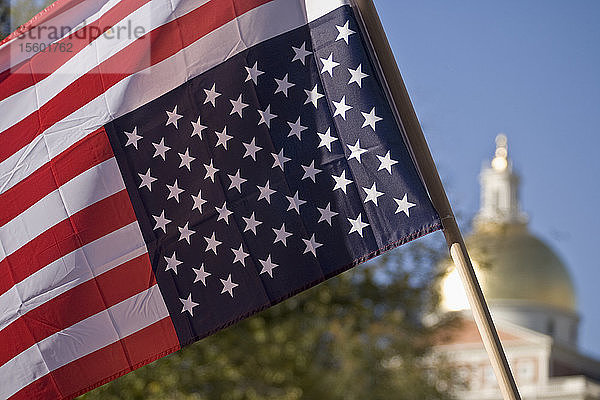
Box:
[0,0,441,398]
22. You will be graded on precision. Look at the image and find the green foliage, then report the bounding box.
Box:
[82,240,457,400]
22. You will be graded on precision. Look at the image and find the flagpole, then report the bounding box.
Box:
[350,1,522,399]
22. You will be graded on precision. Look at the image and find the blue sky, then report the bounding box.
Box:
[373,0,600,357]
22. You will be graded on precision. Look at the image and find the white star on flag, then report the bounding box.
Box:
[191,190,207,213]
[257,180,276,203]
[178,148,195,170]
[243,138,262,160]
[179,294,198,316]
[153,210,171,233]
[204,160,219,182]
[245,61,264,84]
[377,151,398,174]
[242,212,262,234]
[124,127,142,148]
[273,223,293,246]
[394,194,416,217]
[274,73,295,97]
[215,202,233,224]
[166,179,184,202]
[230,94,249,117]
[215,126,233,149]
[204,83,221,106]
[152,137,170,160]
[232,244,249,267]
[227,169,246,193]
[302,234,323,256]
[320,52,340,77]
[335,20,356,44]
[347,139,368,163]
[193,264,211,285]
[191,116,207,138]
[348,214,369,237]
[361,107,383,131]
[138,168,156,190]
[332,95,352,120]
[165,252,182,274]
[317,128,338,151]
[178,222,195,244]
[301,160,322,182]
[257,105,277,128]
[291,42,312,65]
[332,170,353,193]
[317,203,338,225]
[220,274,239,297]
[204,232,222,255]
[259,255,278,278]
[286,191,306,213]
[362,182,384,206]
[165,105,183,128]
[348,64,368,87]
[272,149,291,171]
[304,84,324,108]
[287,116,307,140]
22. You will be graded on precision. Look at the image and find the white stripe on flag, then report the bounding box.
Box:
[0,284,169,399]
[0,157,124,258]
[0,222,147,332]
[0,0,348,195]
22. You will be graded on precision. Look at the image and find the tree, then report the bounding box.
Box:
[81,239,458,400]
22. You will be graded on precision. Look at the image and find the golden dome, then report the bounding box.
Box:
[441,223,577,313]
[441,134,577,315]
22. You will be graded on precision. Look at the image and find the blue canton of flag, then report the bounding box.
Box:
[105,4,440,346]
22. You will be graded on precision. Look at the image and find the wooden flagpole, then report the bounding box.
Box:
[351,1,522,399]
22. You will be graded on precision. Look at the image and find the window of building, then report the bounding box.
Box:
[516,359,536,383]
[484,365,495,387]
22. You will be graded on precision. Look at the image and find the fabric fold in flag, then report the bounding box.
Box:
[0,0,441,398]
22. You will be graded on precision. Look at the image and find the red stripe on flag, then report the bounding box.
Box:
[0,0,151,102]
[0,127,112,226]
[0,0,274,163]
[0,253,156,367]
[9,317,180,400]
[0,189,137,297]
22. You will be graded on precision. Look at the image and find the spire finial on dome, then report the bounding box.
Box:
[475,134,528,227]
[491,133,508,171]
